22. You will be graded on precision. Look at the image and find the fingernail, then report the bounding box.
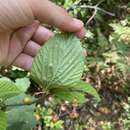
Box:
[75,27,86,39]
[73,18,84,29]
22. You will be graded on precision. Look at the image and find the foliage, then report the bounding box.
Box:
[31,33,100,103]
[35,106,64,130]
[121,97,130,130]
[0,80,21,99]
[0,0,130,130]
[0,33,100,130]
[7,105,37,130]
[0,79,37,130]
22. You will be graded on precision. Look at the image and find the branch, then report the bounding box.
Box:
[79,5,115,16]
[86,7,98,25]
[67,0,115,25]
[86,1,103,25]
[97,7,115,16]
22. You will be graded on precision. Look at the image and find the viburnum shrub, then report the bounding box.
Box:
[0,33,100,130]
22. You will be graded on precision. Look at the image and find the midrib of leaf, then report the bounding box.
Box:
[47,37,71,87]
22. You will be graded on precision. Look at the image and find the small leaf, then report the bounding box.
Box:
[15,78,30,92]
[0,111,7,130]
[0,80,21,99]
[31,33,84,89]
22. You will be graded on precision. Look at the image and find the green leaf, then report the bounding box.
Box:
[51,80,100,103]
[0,80,21,99]
[50,88,86,103]
[31,33,84,89]
[73,81,101,102]
[7,105,37,130]
[0,111,7,130]
[15,78,30,92]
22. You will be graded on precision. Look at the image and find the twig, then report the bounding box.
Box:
[67,0,115,25]
[86,7,98,25]
[68,5,115,17]
[97,7,115,16]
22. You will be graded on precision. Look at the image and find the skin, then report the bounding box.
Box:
[0,0,85,71]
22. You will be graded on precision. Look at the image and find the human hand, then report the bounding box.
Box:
[0,0,85,71]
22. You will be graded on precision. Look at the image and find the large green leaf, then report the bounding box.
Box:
[31,33,84,89]
[6,93,37,130]
[7,105,37,130]
[0,80,21,99]
[73,81,101,102]
[50,80,100,103]
[0,111,7,130]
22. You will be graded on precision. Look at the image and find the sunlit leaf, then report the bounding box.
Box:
[0,80,21,99]
[31,33,84,89]
[0,111,7,130]
[73,80,101,102]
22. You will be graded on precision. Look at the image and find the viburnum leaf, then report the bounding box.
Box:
[31,33,100,103]
[50,80,100,103]
[0,80,21,99]
[7,105,37,130]
[72,80,101,102]
[0,111,7,130]
[31,33,84,89]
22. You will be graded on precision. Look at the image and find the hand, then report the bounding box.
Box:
[0,0,85,71]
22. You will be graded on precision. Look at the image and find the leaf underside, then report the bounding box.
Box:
[31,33,84,89]
[31,33,100,103]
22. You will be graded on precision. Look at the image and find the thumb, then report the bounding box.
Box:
[29,0,84,32]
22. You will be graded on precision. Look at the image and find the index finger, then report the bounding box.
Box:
[29,0,84,32]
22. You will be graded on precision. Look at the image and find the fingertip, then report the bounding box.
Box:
[60,18,84,32]
[75,27,86,39]
[72,18,84,31]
